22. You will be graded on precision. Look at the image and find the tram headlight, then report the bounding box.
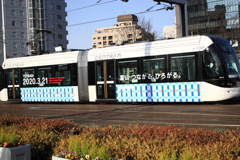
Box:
[221,83,233,86]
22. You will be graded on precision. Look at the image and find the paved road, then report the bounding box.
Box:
[0,101,240,129]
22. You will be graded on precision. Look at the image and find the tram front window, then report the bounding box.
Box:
[213,38,240,76]
[225,54,239,74]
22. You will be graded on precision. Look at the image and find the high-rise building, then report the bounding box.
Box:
[0,0,68,65]
[187,0,240,50]
[92,14,154,49]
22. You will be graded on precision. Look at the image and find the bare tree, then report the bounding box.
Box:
[116,25,142,44]
[138,16,161,40]
[115,16,159,44]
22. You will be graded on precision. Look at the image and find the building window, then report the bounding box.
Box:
[98,37,101,39]
[57,5,61,10]
[12,21,16,26]
[58,34,63,39]
[52,14,54,19]
[21,32,24,38]
[57,15,62,19]
[20,11,24,16]
[21,43,25,48]
[57,24,62,29]
[51,4,54,9]
[11,10,15,16]
[19,0,23,5]
[12,32,16,37]
[11,0,15,5]
[20,21,24,27]
[53,34,55,39]
[52,24,55,29]
[13,43,17,48]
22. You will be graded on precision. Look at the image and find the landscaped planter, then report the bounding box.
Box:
[0,144,30,160]
[52,156,68,160]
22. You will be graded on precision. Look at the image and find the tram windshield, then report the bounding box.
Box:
[212,37,240,76]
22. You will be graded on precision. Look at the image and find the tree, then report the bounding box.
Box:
[138,16,161,40]
[115,16,159,45]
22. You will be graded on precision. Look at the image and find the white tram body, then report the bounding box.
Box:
[1,35,240,102]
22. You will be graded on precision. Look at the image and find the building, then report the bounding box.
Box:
[186,0,240,54]
[0,0,68,65]
[92,14,154,49]
[163,25,177,39]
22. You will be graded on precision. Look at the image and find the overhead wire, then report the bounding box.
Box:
[67,6,175,27]
[66,0,117,12]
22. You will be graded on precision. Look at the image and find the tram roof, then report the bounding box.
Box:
[87,35,213,61]
[2,50,81,69]
[2,35,215,69]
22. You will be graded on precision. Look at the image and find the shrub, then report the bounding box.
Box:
[1,115,240,160]
[0,126,23,147]
[0,115,80,160]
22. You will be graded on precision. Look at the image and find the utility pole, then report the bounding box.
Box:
[120,0,188,37]
[1,0,7,63]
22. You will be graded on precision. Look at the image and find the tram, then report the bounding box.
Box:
[0,35,240,103]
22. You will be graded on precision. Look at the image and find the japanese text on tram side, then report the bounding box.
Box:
[120,72,181,81]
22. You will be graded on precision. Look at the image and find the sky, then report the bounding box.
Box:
[65,0,176,49]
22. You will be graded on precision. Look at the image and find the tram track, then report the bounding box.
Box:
[0,102,240,129]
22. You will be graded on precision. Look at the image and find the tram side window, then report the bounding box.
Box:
[0,69,3,88]
[38,67,52,87]
[72,64,78,86]
[170,54,197,81]
[52,64,71,86]
[203,46,225,78]
[117,59,138,84]
[142,57,166,83]
[22,68,35,87]
[88,62,95,85]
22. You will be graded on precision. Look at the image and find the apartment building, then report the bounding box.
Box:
[0,0,68,65]
[163,25,177,39]
[92,14,154,48]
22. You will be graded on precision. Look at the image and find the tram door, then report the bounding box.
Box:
[7,69,20,100]
[96,60,116,99]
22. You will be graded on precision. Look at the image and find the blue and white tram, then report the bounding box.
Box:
[0,35,240,102]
